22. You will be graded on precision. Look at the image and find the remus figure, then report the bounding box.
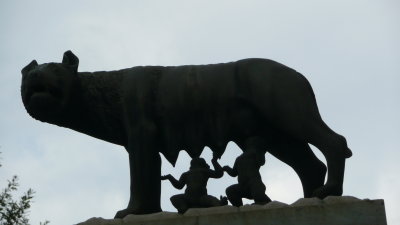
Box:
[161,156,228,213]
[223,149,271,206]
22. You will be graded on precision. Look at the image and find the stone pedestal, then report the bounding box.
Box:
[77,196,387,225]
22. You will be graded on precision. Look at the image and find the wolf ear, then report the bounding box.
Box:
[21,60,38,76]
[62,50,79,73]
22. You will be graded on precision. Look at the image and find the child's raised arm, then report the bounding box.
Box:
[209,155,224,178]
[222,165,238,177]
[161,174,185,189]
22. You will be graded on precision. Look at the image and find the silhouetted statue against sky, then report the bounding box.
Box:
[21,50,352,218]
[161,156,227,213]
[223,148,271,206]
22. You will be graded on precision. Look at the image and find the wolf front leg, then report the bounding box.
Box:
[115,124,162,218]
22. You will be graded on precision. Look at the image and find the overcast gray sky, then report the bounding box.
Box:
[0,1,399,224]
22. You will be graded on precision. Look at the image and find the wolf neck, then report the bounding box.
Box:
[61,70,126,146]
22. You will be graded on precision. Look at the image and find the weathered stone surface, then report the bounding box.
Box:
[76,197,387,225]
[239,204,265,212]
[185,205,238,216]
[290,197,323,207]
[263,201,289,209]
[123,212,179,223]
[323,195,361,204]
[80,217,122,225]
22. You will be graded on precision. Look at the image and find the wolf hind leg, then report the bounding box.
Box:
[307,123,351,198]
[268,135,327,198]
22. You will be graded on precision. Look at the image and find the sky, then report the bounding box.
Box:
[0,1,399,224]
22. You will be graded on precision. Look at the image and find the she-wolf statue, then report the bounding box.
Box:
[21,50,352,218]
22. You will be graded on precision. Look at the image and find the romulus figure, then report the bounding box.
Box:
[161,156,228,213]
[223,147,271,207]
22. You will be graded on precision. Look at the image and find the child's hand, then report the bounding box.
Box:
[161,174,171,180]
[212,153,219,162]
[222,166,230,171]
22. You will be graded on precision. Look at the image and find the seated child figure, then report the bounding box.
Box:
[161,156,228,213]
[223,149,271,207]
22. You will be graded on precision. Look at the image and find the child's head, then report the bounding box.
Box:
[243,149,266,166]
[190,157,210,169]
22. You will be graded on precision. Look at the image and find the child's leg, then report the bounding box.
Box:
[170,194,189,214]
[250,181,271,205]
[226,184,244,207]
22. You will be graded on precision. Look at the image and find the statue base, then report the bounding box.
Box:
[77,196,387,225]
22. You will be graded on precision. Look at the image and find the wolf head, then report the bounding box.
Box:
[21,50,80,123]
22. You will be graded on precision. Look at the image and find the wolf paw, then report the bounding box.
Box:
[312,184,343,199]
[114,207,161,219]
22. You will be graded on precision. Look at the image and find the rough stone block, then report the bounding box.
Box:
[323,195,361,204]
[263,201,289,209]
[290,197,323,207]
[185,205,238,216]
[76,197,387,225]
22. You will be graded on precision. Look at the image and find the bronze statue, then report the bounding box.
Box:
[21,51,352,218]
[223,147,271,206]
[161,156,227,213]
